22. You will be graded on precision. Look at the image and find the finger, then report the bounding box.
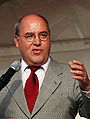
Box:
[72,60,84,66]
[72,75,88,86]
[69,60,84,67]
[72,75,84,81]
[69,62,84,71]
[70,70,84,77]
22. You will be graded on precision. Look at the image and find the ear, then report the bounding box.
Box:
[14,35,19,48]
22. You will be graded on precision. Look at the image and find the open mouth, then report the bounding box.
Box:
[32,49,42,55]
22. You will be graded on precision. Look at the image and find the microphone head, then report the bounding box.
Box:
[10,60,21,71]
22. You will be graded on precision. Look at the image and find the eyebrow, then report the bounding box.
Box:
[39,31,48,34]
[24,31,49,35]
[24,32,34,36]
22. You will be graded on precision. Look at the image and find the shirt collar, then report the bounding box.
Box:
[41,57,50,72]
[21,59,28,73]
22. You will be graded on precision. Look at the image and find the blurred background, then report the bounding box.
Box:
[0,1,90,118]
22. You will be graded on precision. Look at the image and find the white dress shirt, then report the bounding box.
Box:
[21,57,50,91]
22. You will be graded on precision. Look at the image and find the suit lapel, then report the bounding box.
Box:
[31,59,63,117]
[7,71,31,118]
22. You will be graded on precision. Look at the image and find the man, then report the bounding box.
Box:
[0,13,90,119]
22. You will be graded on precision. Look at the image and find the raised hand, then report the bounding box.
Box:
[69,60,90,91]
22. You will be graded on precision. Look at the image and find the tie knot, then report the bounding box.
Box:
[30,66,40,72]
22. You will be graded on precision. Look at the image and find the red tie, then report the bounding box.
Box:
[24,66,39,114]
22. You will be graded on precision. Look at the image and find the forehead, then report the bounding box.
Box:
[20,15,48,33]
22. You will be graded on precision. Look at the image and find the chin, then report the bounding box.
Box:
[34,61,43,65]
[33,59,45,66]
[31,56,47,65]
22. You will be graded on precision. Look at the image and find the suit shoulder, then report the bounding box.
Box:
[51,58,70,72]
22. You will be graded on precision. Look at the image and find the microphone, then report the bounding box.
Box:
[0,60,21,91]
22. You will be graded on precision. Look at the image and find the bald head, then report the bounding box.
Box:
[15,14,50,36]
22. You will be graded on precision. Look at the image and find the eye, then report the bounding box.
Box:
[40,32,48,38]
[24,33,34,38]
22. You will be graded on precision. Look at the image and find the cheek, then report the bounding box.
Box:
[43,42,51,55]
[18,41,32,56]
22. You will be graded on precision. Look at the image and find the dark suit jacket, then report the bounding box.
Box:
[0,58,89,119]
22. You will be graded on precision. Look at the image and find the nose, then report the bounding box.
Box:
[33,35,41,46]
